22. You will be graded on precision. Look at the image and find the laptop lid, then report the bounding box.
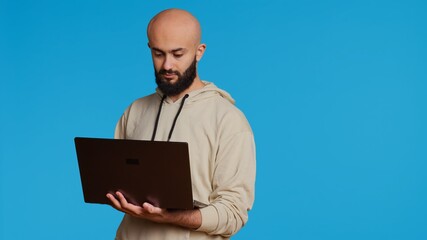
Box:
[74,137,196,210]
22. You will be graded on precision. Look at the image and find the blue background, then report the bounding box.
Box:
[1,0,426,239]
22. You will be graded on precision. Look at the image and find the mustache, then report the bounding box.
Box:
[158,69,180,75]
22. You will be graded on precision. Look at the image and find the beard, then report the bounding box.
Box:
[155,57,197,97]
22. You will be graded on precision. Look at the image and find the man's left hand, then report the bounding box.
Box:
[106,191,202,229]
[106,191,171,224]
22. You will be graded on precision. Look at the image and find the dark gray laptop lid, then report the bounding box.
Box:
[74,137,198,210]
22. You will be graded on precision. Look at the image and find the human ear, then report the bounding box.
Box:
[196,44,206,61]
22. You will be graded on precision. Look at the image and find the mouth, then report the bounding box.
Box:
[161,72,178,81]
[163,73,176,78]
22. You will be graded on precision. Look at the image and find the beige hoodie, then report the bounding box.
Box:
[114,82,256,240]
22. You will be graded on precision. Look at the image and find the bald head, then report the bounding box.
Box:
[146,9,207,99]
[147,9,202,47]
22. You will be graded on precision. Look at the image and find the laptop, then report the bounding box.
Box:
[74,137,206,210]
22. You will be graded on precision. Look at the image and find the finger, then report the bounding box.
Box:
[115,191,129,206]
[142,202,162,214]
[116,192,144,215]
[106,193,122,211]
[108,193,136,216]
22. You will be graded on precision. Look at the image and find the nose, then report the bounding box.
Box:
[162,56,173,71]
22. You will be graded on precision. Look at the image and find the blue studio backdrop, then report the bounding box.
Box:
[1,0,426,239]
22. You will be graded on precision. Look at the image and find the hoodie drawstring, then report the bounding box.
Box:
[151,95,167,141]
[151,94,189,142]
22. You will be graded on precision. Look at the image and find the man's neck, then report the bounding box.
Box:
[169,77,205,102]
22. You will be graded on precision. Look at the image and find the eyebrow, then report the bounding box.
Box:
[151,47,186,53]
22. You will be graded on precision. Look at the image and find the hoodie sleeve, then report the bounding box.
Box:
[114,106,130,139]
[196,111,256,237]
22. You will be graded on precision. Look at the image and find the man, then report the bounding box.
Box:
[106,9,256,239]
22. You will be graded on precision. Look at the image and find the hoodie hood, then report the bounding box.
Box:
[152,81,235,141]
[155,81,235,105]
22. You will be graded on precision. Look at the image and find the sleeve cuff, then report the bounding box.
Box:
[196,205,219,233]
